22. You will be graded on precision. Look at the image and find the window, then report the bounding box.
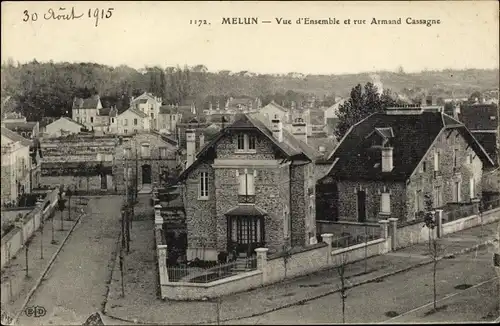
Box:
[469,178,475,199]
[111,118,115,123]
[141,144,150,158]
[83,117,87,123]
[236,134,257,152]
[159,147,167,158]
[124,148,131,159]
[433,151,440,171]
[238,169,255,203]
[419,161,427,173]
[453,148,459,168]
[124,129,128,134]
[124,119,128,126]
[199,172,209,199]
[433,186,443,208]
[415,190,423,212]
[134,118,138,126]
[151,113,154,119]
[467,154,473,164]
[248,135,256,150]
[381,192,391,213]
[237,134,245,150]
[90,117,94,123]
[453,181,461,202]
[283,211,290,238]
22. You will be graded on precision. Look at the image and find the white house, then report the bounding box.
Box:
[130,92,162,130]
[44,117,85,137]
[72,95,102,129]
[1,127,32,205]
[257,101,290,124]
[116,107,151,135]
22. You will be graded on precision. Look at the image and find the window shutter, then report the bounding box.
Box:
[238,174,246,195]
[247,173,255,195]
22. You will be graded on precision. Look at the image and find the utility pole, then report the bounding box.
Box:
[135,140,138,203]
[125,158,130,253]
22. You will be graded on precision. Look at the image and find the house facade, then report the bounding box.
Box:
[177,114,321,261]
[72,95,102,129]
[44,117,85,137]
[113,132,179,192]
[317,106,495,223]
[130,92,162,130]
[158,105,183,134]
[115,107,151,135]
[1,127,32,205]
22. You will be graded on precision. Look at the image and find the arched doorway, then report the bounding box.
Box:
[141,164,152,184]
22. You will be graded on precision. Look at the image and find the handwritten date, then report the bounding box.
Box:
[23,7,114,27]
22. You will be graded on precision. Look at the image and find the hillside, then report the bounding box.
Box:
[1,60,498,120]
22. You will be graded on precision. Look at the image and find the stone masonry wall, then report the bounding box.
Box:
[406,128,483,220]
[337,180,406,222]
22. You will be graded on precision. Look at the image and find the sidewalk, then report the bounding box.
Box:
[0,202,87,320]
[104,217,499,325]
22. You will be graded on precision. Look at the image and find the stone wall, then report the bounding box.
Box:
[405,128,483,221]
[317,221,380,239]
[1,188,59,270]
[337,180,406,222]
[40,175,107,191]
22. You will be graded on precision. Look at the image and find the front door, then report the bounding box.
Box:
[357,190,366,222]
[142,164,152,184]
[227,216,264,257]
[100,174,107,190]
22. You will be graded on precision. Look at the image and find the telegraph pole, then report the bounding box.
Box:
[125,158,130,253]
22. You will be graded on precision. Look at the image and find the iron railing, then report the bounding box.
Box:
[167,256,258,283]
[331,227,381,249]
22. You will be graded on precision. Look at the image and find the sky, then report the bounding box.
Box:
[1,1,499,75]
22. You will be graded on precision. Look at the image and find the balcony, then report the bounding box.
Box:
[238,195,256,204]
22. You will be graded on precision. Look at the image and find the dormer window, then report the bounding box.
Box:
[236,133,257,153]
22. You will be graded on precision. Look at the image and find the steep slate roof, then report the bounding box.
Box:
[138,98,149,104]
[73,95,100,110]
[460,103,499,130]
[178,113,321,181]
[1,127,32,147]
[160,105,177,114]
[472,132,498,165]
[326,110,494,181]
[309,109,325,125]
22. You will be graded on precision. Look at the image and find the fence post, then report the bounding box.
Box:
[255,248,269,285]
[321,233,334,264]
[387,218,398,251]
[157,245,168,295]
[471,198,480,215]
[435,209,443,238]
[378,219,389,239]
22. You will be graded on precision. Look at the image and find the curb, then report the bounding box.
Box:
[10,211,85,325]
[104,237,498,325]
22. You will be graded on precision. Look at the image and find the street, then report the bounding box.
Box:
[228,247,499,324]
[15,196,123,326]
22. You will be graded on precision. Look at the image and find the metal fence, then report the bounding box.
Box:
[482,197,500,211]
[331,227,381,249]
[443,204,476,223]
[167,256,258,283]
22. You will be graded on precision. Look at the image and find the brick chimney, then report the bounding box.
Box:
[186,129,196,168]
[381,147,394,172]
[292,117,307,144]
[271,115,283,142]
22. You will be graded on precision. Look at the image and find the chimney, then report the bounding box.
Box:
[199,133,205,149]
[381,147,394,172]
[271,115,283,142]
[453,103,461,119]
[186,129,196,168]
[292,117,307,144]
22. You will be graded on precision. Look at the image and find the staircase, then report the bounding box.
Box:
[232,257,255,272]
[138,184,152,194]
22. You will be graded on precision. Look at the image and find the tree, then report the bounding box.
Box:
[337,252,349,324]
[334,82,401,140]
[422,193,444,312]
[282,244,292,280]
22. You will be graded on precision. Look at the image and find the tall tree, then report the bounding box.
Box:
[334,82,400,140]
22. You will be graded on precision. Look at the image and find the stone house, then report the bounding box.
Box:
[130,92,163,130]
[44,117,85,137]
[176,113,323,261]
[115,107,151,135]
[317,106,495,223]
[158,105,183,134]
[1,127,33,205]
[72,95,102,128]
[113,131,179,192]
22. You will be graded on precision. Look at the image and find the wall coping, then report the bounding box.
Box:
[268,242,327,261]
[316,220,379,227]
[330,237,387,256]
[442,214,478,226]
[162,270,262,288]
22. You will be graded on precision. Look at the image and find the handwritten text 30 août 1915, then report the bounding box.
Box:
[22,7,114,27]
